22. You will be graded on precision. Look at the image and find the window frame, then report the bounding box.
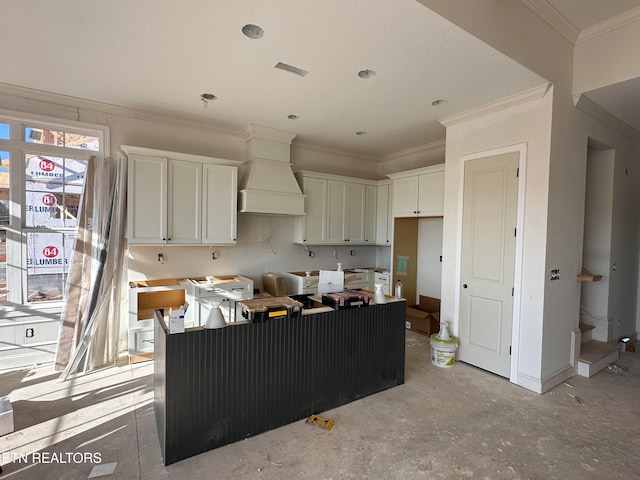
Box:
[0,108,110,306]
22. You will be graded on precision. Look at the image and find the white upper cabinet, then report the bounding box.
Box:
[388,164,444,217]
[375,181,393,245]
[167,159,202,244]
[202,164,237,245]
[327,180,366,244]
[127,154,168,244]
[364,184,377,244]
[124,146,240,246]
[294,171,377,245]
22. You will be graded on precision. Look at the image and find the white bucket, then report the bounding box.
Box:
[430,334,458,368]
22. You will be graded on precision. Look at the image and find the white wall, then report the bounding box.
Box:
[128,214,380,291]
[573,19,640,94]
[580,147,614,339]
[416,218,443,299]
[442,90,554,391]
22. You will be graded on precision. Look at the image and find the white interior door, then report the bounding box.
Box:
[459,152,518,378]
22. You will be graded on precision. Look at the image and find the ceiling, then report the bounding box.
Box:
[0,1,638,158]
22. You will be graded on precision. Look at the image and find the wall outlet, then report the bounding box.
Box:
[350,250,356,256]
[308,251,315,258]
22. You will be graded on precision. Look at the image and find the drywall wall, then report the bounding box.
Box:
[417,218,443,299]
[580,146,614,340]
[573,19,640,95]
[127,214,380,290]
[441,89,554,391]
[379,141,446,178]
[543,87,640,379]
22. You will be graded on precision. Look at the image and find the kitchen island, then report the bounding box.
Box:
[154,297,406,465]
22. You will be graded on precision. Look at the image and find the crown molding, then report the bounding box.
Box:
[573,93,640,142]
[521,0,579,44]
[440,83,551,128]
[244,124,297,144]
[379,139,445,162]
[577,6,640,44]
[291,140,378,162]
[0,82,245,139]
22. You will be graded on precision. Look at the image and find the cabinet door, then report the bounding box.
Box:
[376,184,390,245]
[374,272,391,295]
[167,159,202,244]
[202,164,237,245]
[327,180,347,243]
[364,184,377,244]
[417,171,444,216]
[387,184,394,242]
[393,176,419,217]
[345,182,366,244]
[127,155,167,244]
[300,177,328,243]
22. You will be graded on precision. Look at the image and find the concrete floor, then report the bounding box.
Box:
[0,330,639,479]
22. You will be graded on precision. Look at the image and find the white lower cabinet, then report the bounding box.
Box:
[373,272,391,295]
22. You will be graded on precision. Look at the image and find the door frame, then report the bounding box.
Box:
[454,143,527,382]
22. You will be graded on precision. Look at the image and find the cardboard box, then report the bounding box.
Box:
[262,273,286,297]
[168,303,188,334]
[405,296,441,336]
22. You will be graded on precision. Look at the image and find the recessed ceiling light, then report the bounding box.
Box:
[357,69,376,79]
[356,131,367,136]
[287,114,299,120]
[431,99,447,106]
[242,24,264,39]
[200,93,217,109]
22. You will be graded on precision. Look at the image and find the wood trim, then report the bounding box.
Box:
[440,84,551,128]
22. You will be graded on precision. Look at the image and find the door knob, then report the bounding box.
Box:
[462,284,468,288]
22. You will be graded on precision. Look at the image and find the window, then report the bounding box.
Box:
[0,145,8,302]
[0,111,108,305]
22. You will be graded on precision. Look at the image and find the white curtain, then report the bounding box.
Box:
[57,153,128,379]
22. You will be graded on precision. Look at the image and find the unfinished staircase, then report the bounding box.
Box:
[577,322,619,377]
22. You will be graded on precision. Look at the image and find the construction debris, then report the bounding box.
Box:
[306,414,334,431]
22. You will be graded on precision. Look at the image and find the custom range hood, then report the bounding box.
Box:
[238,124,305,215]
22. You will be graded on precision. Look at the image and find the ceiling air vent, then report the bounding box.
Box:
[274,62,309,77]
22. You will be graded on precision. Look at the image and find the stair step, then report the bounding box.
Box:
[577,340,619,378]
[579,322,595,343]
[579,322,595,333]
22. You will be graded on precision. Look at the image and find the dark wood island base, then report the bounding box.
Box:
[154,300,406,465]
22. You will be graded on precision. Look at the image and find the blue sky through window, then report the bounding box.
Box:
[0,123,9,140]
